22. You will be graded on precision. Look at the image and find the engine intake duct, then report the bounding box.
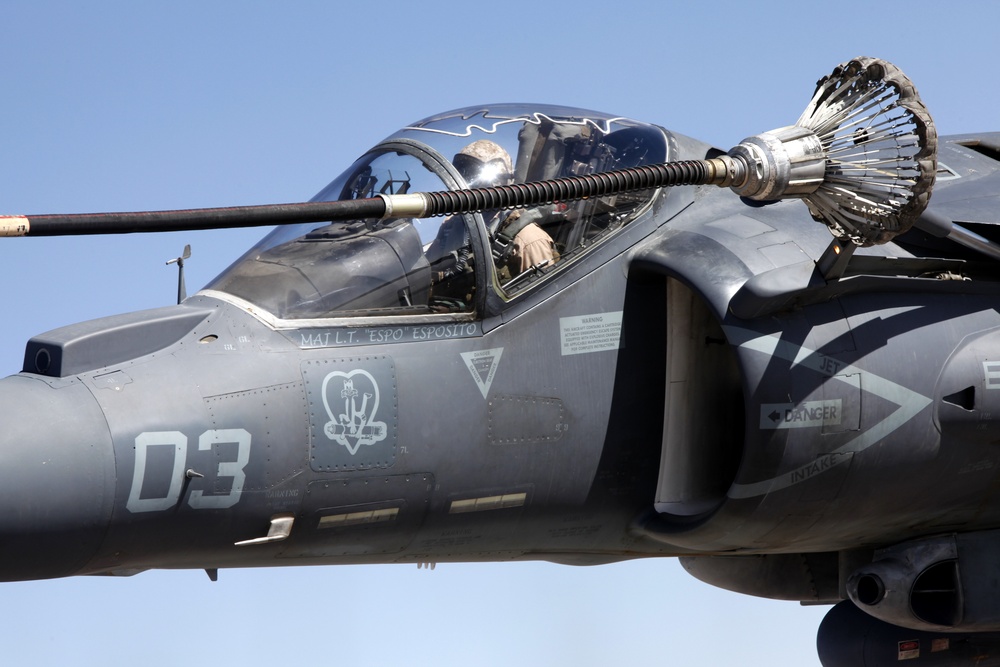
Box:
[653,278,744,520]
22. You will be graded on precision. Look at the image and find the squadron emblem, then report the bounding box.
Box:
[321,369,388,455]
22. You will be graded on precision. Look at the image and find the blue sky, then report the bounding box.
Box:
[0,2,996,665]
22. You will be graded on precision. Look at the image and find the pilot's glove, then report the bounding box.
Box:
[432,246,473,283]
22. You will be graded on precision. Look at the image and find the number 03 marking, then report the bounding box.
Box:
[189,429,250,509]
[126,429,252,513]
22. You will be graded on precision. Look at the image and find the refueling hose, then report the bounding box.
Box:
[1,158,727,237]
[418,159,714,216]
[0,57,936,246]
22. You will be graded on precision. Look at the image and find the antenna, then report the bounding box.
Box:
[165,244,191,304]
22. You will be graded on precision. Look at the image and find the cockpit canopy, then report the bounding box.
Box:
[206,104,668,322]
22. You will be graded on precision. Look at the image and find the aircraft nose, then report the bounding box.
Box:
[0,374,115,581]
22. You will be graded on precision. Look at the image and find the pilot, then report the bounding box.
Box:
[452,140,558,279]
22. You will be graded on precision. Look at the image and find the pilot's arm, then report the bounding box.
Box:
[510,222,558,273]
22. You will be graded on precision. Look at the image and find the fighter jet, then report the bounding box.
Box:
[2,57,998,666]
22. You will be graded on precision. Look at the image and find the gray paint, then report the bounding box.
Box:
[10,105,1000,663]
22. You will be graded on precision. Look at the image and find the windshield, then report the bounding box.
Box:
[205,104,668,322]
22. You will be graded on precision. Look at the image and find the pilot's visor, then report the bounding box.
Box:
[454,155,512,187]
